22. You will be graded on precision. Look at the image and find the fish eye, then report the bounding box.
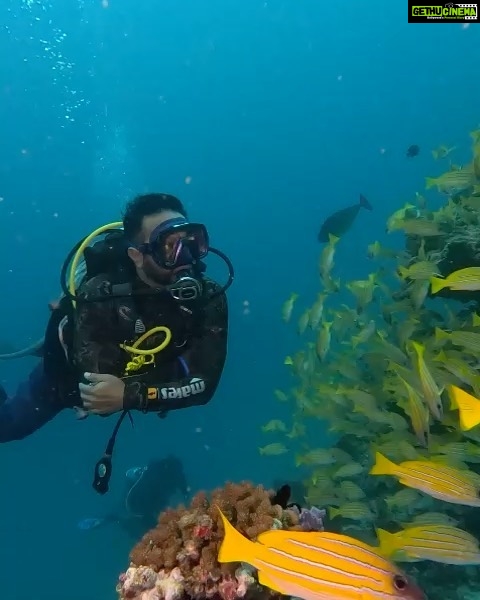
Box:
[393,575,408,591]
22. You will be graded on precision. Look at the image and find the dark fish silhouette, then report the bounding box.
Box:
[406,144,420,158]
[271,484,291,508]
[317,194,372,242]
[270,483,302,512]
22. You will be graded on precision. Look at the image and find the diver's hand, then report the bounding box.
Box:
[79,373,125,415]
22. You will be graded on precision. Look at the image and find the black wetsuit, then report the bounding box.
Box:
[0,273,228,441]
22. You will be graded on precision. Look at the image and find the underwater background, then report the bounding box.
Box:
[0,0,479,599]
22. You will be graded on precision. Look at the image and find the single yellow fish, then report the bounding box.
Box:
[329,502,375,522]
[259,443,288,456]
[309,293,327,330]
[410,341,443,420]
[410,280,430,310]
[351,320,376,348]
[395,219,443,237]
[385,489,422,511]
[217,508,425,600]
[398,261,439,281]
[316,321,332,362]
[261,420,287,433]
[319,234,339,280]
[436,328,480,354]
[295,448,337,467]
[273,389,289,402]
[333,462,364,479]
[435,350,479,388]
[426,167,475,195]
[370,452,480,507]
[297,309,310,335]
[396,374,429,447]
[377,525,480,565]
[403,512,459,528]
[430,267,480,294]
[282,293,299,323]
[367,241,399,260]
[432,145,456,160]
[338,480,366,501]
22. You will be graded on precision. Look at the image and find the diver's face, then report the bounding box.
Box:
[127,210,186,286]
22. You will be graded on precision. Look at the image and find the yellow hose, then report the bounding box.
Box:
[68,221,123,308]
[120,326,172,375]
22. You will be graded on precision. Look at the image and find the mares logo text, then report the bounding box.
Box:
[160,377,206,400]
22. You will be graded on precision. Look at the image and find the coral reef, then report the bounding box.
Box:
[117,481,322,600]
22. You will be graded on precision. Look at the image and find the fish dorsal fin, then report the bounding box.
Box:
[458,469,480,487]
[256,529,298,546]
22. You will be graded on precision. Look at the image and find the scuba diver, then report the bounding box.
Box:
[78,455,190,539]
[0,193,233,493]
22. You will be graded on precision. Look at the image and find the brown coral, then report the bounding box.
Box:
[124,481,300,600]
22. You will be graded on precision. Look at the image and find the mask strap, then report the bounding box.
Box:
[149,218,188,243]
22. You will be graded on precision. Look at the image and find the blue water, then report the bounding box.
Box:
[0,1,478,598]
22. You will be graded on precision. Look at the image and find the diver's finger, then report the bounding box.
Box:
[80,395,96,406]
[90,408,104,416]
[79,386,97,401]
[79,382,96,395]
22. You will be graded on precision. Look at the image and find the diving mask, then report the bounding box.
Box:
[137,217,209,269]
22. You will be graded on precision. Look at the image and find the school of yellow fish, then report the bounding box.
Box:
[258,127,480,597]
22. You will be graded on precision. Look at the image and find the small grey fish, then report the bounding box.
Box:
[318,194,372,242]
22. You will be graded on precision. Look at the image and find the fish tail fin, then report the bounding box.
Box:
[376,528,397,557]
[359,194,372,210]
[435,327,450,343]
[328,506,340,520]
[328,233,340,245]
[369,452,397,476]
[217,507,255,564]
[434,350,447,363]
[430,276,447,295]
[449,386,480,431]
[411,340,424,358]
[425,177,437,190]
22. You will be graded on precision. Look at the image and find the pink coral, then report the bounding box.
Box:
[141,590,161,600]
[218,576,239,600]
[156,568,185,600]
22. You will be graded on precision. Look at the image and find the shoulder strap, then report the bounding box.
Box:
[110,282,142,341]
